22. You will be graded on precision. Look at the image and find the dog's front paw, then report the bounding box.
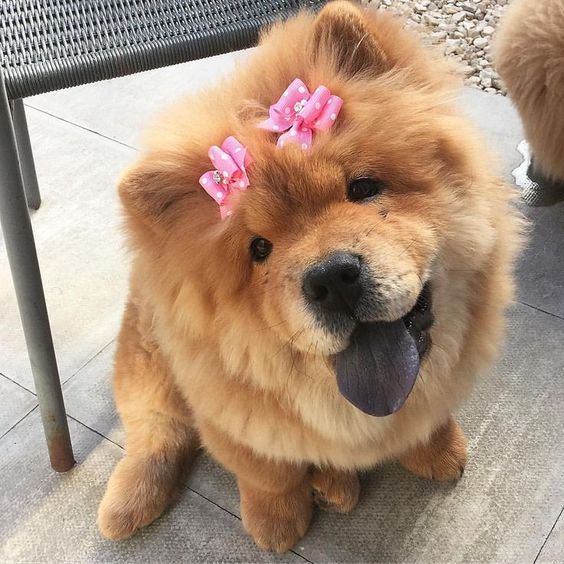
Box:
[98,454,180,540]
[399,417,467,482]
[240,481,313,553]
[98,496,151,540]
[311,468,360,513]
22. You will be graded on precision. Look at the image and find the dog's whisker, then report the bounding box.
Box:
[250,320,286,334]
[397,239,416,260]
[273,326,304,361]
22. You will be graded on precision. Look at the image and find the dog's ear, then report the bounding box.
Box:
[118,156,200,239]
[309,1,389,78]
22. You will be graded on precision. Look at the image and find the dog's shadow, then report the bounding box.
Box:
[303,461,465,561]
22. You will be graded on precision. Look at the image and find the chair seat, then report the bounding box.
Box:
[1,0,325,99]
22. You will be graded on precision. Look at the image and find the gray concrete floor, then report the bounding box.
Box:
[1,51,563,563]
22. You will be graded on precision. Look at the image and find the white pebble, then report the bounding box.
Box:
[371,0,507,95]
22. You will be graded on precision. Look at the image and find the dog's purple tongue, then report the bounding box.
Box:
[335,320,420,417]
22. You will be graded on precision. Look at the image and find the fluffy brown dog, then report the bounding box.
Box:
[98,1,522,552]
[495,0,564,181]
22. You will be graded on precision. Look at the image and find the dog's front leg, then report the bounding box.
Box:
[98,303,198,540]
[200,421,313,553]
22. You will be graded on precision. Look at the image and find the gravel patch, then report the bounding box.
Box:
[366,0,510,94]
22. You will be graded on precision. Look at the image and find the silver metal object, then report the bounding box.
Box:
[11,99,41,210]
[0,69,74,472]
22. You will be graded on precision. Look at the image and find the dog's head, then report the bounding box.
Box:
[120,2,504,415]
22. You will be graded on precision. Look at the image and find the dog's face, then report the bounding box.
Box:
[231,138,440,357]
[121,2,498,414]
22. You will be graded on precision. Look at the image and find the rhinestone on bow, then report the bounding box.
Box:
[293,99,307,113]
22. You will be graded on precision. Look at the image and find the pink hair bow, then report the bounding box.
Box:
[199,136,252,219]
[259,78,343,150]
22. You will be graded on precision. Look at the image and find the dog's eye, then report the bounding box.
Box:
[250,237,273,262]
[347,177,385,202]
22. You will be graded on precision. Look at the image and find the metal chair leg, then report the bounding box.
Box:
[11,98,41,210]
[0,71,74,472]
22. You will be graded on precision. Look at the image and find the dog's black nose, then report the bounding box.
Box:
[303,252,362,313]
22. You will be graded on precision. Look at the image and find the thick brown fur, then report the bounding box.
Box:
[495,0,564,180]
[99,1,523,552]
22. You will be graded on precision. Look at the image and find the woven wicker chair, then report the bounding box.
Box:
[0,0,326,471]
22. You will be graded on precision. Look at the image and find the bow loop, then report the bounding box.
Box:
[199,136,252,219]
[259,78,310,132]
[259,78,343,150]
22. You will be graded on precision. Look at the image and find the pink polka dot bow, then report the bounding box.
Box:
[259,78,343,150]
[199,136,252,219]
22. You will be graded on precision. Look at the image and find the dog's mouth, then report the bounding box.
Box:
[334,283,433,417]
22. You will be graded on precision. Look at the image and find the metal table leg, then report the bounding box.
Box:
[0,70,74,472]
[11,99,41,210]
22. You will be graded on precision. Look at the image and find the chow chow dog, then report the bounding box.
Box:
[98,1,522,552]
[495,0,564,183]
